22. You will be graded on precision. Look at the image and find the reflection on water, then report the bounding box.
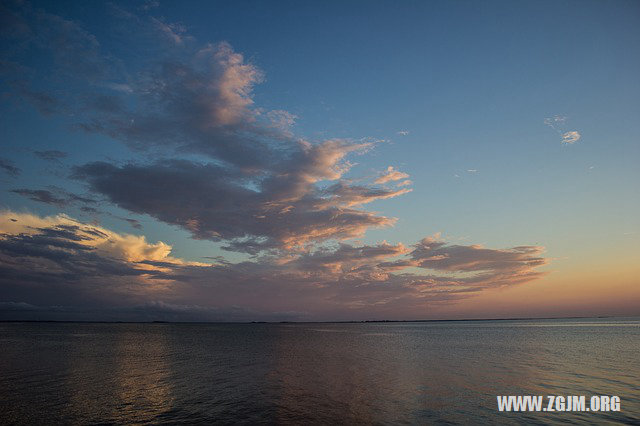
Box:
[0,318,638,424]
[108,328,173,422]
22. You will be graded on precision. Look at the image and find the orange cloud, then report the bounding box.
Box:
[374,166,410,184]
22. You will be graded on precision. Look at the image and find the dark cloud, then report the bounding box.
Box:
[0,228,148,307]
[0,212,197,309]
[0,157,21,177]
[11,187,96,207]
[33,150,67,161]
[10,189,68,206]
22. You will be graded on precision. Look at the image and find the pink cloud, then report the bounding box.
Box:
[375,166,410,184]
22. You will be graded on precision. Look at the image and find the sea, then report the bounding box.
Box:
[1,317,638,424]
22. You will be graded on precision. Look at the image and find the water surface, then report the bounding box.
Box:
[1,317,638,424]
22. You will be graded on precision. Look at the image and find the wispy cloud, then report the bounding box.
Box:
[11,187,96,207]
[150,17,190,45]
[545,115,581,145]
[0,158,21,177]
[544,115,567,127]
[140,1,160,12]
[33,150,67,161]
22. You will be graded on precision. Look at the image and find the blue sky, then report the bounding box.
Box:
[0,0,638,321]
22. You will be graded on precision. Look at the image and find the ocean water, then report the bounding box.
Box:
[0,318,638,425]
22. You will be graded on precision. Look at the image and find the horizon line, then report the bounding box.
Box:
[2,314,637,325]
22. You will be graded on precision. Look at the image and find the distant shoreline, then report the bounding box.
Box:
[1,315,630,325]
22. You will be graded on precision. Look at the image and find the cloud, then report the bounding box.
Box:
[150,17,190,45]
[265,109,297,133]
[73,156,402,253]
[0,211,550,321]
[0,157,21,177]
[562,131,581,144]
[287,241,410,275]
[0,210,204,268]
[0,211,212,312]
[11,81,61,115]
[397,130,409,136]
[33,150,68,161]
[24,5,110,83]
[140,1,160,11]
[545,115,580,145]
[10,189,68,206]
[374,166,410,184]
[0,1,120,119]
[125,218,143,230]
[544,115,567,126]
[408,236,548,286]
[322,182,412,207]
[11,187,96,207]
[69,41,290,171]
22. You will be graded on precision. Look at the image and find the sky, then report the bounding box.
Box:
[0,0,638,322]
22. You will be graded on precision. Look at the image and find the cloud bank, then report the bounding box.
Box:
[0,211,548,321]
